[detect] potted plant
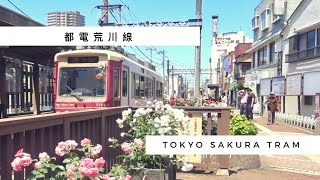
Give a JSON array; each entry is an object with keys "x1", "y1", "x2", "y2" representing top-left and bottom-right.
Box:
[{"x1": 106, "y1": 101, "x2": 192, "y2": 179}]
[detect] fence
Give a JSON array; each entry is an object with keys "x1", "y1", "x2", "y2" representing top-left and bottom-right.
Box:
[
  {"x1": 275, "y1": 112, "x2": 316, "y2": 131},
  {"x1": 0, "y1": 106, "x2": 231, "y2": 180}
]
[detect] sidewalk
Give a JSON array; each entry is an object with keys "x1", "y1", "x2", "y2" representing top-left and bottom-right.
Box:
[
  {"x1": 176, "y1": 113, "x2": 320, "y2": 179},
  {"x1": 253, "y1": 115, "x2": 313, "y2": 135},
  {"x1": 252, "y1": 115, "x2": 320, "y2": 175}
]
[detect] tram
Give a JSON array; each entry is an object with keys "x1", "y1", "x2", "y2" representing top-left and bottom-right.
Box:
[{"x1": 53, "y1": 49, "x2": 163, "y2": 112}]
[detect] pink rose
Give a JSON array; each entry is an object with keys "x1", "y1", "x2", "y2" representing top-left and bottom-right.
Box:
[
  {"x1": 121, "y1": 143, "x2": 133, "y2": 154},
  {"x1": 34, "y1": 161, "x2": 42, "y2": 170},
  {"x1": 92, "y1": 144, "x2": 102, "y2": 155},
  {"x1": 119, "y1": 175, "x2": 132, "y2": 180},
  {"x1": 81, "y1": 158, "x2": 94, "y2": 169},
  {"x1": 102, "y1": 175, "x2": 116, "y2": 180},
  {"x1": 67, "y1": 169, "x2": 74, "y2": 179},
  {"x1": 55, "y1": 147, "x2": 65, "y2": 157},
  {"x1": 57, "y1": 142, "x2": 67, "y2": 150},
  {"x1": 133, "y1": 138, "x2": 144, "y2": 150},
  {"x1": 11, "y1": 157, "x2": 22, "y2": 171},
  {"x1": 19, "y1": 156, "x2": 32, "y2": 167},
  {"x1": 39, "y1": 152, "x2": 50, "y2": 161},
  {"x1": 65, "y1": 140, "x2": 78, "y2": 151},
  {"x1": 79, "y1": 167, "x2": 99, "y2": 177},
  {"x1": 81, "y1": 138, "x2": 91, "y2": 147},
  {"x1": 15, "y1": 149, "x2": 24, "y2": 157},
  {"x1": 94, "y1": 157, "x2": 105, "y2": 168}
]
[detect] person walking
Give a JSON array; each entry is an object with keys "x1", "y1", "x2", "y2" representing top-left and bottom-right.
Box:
[
  {"x1": 246, "y1": 88, "x2": 256, "y2": 120},
  {"x1": 238, "y1": 89, "x2": 248, "y2": 115},
  {"x1": 265, "y1": 92, "x2": 279, "y2": 125}
]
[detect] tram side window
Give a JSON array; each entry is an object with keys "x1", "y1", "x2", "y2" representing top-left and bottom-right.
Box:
[
  {"x1": 156, "y1": 81, "x2": 160, "y2": 98},
  {"x1": 151, "y1": 79, "x2": 154, "y2": 98},
  {"x1": 140, "y1": 76, "x2": 145, "y2": 97},
  {"x1": 122, "y1": 71, "x2": 128, "y2": 97},
  {"x1": 134, "y1": 74, "x2": 140, "y2": 98},
  {"x1": 113, "y1": 69, "x2": 120, "y2": 97},
  {"x1": 148, "y1": 79, "x2": 152, "y2": 98},
  {"x1": 144, "y1": 78, "x2": 148, "y2": 98},
  {"x1": 160, "y1": 83, "x2": 163, "y2": 98}
]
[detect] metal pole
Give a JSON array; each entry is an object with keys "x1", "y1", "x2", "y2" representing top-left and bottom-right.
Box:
[
  {"x1": 194, "y1": 0, "x2": 202, "y2": 98},
  {"x1": 102, "y1": 0, "x2": 108, "y2": 24},
  {"x1": 172, "y1": 66, "x2": 174, "y2": 96},
  {"x1": 167, "y1": 59, "x2": 170, "y2": 95},
  {"x1": 209, "y1": 58, "x2": 212, "y2": 84}
]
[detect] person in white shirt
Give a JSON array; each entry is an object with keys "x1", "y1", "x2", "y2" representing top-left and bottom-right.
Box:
[
  {"x1": 221, "y1": 92, "x2": 228, "y2": 105},
  {"x1": 238, "y1": 89, "x2": 248, "y2": 115}
]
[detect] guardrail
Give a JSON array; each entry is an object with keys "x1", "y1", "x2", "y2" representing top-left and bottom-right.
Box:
[{"x1": 275, "y1": 112, "x2": 316, "y2": 131}]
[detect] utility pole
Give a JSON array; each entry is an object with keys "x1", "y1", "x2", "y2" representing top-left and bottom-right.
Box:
[
  {"x1": 158, "y1": 50, "x2": 167, "y2": 90},
  {"x1": 101, "y1": 0, "x2": 108, "y2": 24},
  {"x1": 167, "y1": 59, "x2": 170, "y2": 95},
  {"x1": 146, "y1": 47, "x2": 156, "y2": 64},
  {"x1": 172, "y1": 66, "x2": 174, "y2": 96},
  {"x1": 194, "y1": 0, "x2": 202, "y2": 98},
  {"x1": 209, "y1": 58, "x2": 212, "y2": 84}
]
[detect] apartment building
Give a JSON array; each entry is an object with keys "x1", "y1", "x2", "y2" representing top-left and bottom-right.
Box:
[
  {"x1": 211, "y1": 31, "x2": 253, "y2": 85},
  {"x1": 281, "y1": 0, "x2": 320, "y2": 117},
  {"x1": 47, "y1": 11, "x2": 85, "y2": 26},
  {"x1": 245, "y1": 0, "x2": 302, "y2": 115}
]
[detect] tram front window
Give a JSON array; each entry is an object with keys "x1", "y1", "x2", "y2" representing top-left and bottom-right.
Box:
[{"x1": 59, "y1": 67, "x2": 106, "y2": 97}]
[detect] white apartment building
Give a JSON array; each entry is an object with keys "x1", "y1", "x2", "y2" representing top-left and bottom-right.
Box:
[
  {"x1": 47, "y1": 11, "x2": 85, "y2": 26},
  {"x1": 245, "y1": 0, "x2": 302, "y2": 115},
  {"x1": 211, "y1": 31, "x2": 252, "y2": 85},
  {"x1": 281, "y1": 0, "x2": 320, "y2": 117}
]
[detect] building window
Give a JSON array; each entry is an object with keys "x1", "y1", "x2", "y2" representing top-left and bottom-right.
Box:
[
  {"x1": 317, "y1": 29, "x2": 320, "y2": 47},
  {"x1": 261, "y1": 10, "x2": 267, "y2": 29},
  {"x1": 307, "y1": 30, "x2": 316, "y2": 49},
  {"x1": 252, "y1": 52, "x2": 256, "y2": 68},
  {"x1": 304, "y1": 96, "x2": 313, "y2": 105},
  {"x1": 263, "y1": 47, "x2": 267, "y2": 65},
  {"x1": 269, "y1": 42, "x2": 275, "y2": 63},
  {"x1": 236, "y1": 40, "x2": 240, "y2": 44}
]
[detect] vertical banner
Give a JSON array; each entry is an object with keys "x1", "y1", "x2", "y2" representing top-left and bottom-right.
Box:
[{"x1": 186, "y1": 113, "x2": 203, "y2": 163}]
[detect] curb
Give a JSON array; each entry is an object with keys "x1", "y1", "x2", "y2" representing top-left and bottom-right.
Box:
[{"x1": 261, "y1": 166, "x2": 320, "y2": 176}]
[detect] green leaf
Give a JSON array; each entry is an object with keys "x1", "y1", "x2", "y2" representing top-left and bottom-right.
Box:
[{"x1": 63, "y1": 159, "x2": 71, "y2": 163}]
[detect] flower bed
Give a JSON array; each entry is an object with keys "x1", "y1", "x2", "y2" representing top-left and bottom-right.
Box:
[
  {"x1": 11, "y1": 139, "x2": 114, "y2": 179},
  {"x1": 108, "y1": 101, "x2": 193, "y2": 179}
]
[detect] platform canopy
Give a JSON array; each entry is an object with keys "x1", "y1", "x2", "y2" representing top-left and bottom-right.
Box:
[{"x1": 0, "y1": 5, "x2": 74, "y2": 65}]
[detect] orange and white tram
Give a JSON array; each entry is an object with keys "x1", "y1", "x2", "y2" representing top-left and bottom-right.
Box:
[{"x1": 53, "y1": 49, "x2": 163, "y2": 112}]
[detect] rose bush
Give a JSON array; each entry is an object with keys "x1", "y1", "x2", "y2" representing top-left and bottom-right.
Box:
[
  {"x1": 11, "y1": 138, "x2": 114, "y2": 180},
  {"x1": 107, "y1": 101, "x2": 192, "y2": 178}
]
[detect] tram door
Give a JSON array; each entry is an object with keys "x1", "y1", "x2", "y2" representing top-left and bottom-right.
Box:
[
  {"x1": 108, "y1": 60, "x2": 122, "y2": 107},
  {"x1": 121, "y1": 67, "x2": 129, "y2": 106}
]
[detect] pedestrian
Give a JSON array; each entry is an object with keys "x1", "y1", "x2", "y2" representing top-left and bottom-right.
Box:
[
  {"x1": 238, "y1": 89, "x2": 248, "y2": 115},
  {"x1": 265, "y1": 92, "x2": 279, "y2": 125},
  {"x1": 246, "y1": 88, "x2": 256, "y2": 120},
  {"x1": 221, "y1": 92, "x2": 228, "y2": 105}
]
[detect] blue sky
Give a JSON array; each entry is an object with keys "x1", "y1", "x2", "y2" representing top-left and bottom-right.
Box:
[{"x1": 1, "y1": 0, "x2": 261, "y2": 83}]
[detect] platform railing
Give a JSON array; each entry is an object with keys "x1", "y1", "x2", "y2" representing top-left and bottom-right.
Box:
[{"x1": 0, "y1": 106, "x2": 231, "y2": 180}]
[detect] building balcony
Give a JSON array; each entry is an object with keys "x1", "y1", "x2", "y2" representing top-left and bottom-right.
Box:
[{"x1": 285, "y1": 47, "x2": 320, "y2": 63}]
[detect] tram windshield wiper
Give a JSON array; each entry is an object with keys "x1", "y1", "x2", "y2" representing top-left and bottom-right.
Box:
[{"x1": 66, "y1": 85, "x2": 83, "y2": 102}]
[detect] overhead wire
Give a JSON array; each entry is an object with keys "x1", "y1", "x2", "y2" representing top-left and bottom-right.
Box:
[{"x1": 7, "y1": 0, "x2": 32, "y2": 19}]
